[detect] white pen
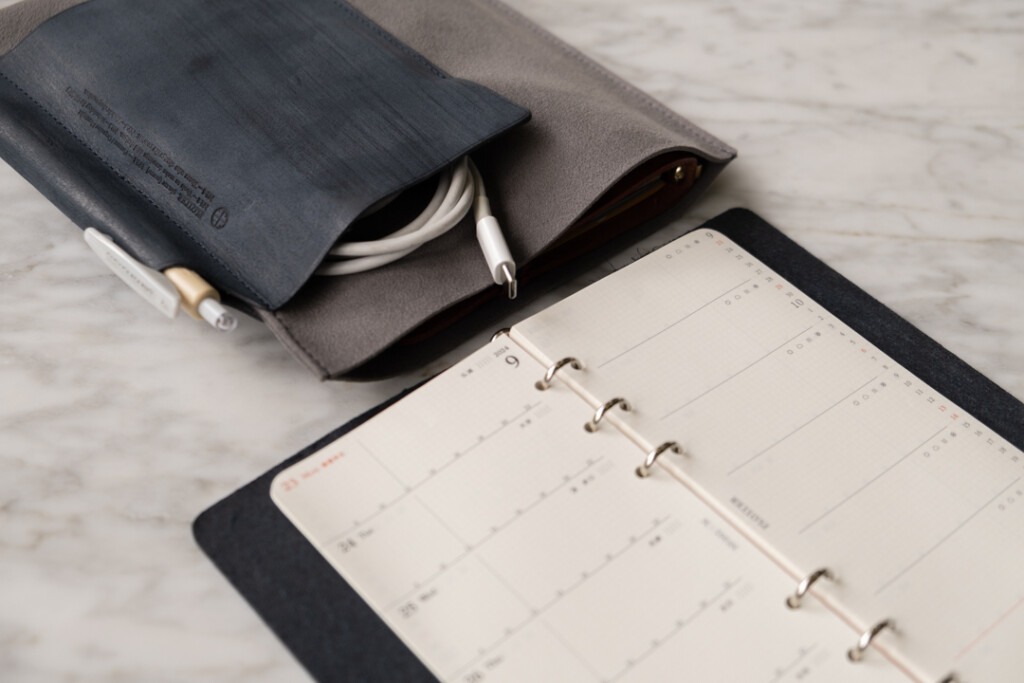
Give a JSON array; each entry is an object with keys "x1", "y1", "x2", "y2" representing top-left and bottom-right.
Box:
[{"x1": 83, "y1": 227, "x2": 237, "y2": 331}]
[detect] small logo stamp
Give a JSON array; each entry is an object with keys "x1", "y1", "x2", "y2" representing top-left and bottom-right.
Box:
[{"x1": 210, "y1": 207, "x2": 230, "y2": 230}]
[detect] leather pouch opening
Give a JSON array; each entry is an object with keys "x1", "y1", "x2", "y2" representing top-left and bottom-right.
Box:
[
  {"x1": 378, "y1": 152, "x2": 705, "y2": 349},
  {"x1": 0, "y1": 0, "x2": 529, "y2": 310}
]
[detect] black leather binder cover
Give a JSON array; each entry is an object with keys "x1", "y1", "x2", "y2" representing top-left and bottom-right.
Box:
[{"x1": 193, "y1": 208, "x2": 1024, "y2": 682}]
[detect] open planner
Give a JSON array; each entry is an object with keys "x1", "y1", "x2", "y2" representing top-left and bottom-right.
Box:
[{"x1": 196, "y1": 209, "x2": 1024, "y2": 683}]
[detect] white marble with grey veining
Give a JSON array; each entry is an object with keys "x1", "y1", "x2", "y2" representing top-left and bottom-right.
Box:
[{"x1": 0, "y1": 0, "x2": 1021, "y2": 680}]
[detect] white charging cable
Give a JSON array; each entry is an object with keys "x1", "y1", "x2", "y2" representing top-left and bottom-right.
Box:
[
  {"x1": 316, "y1": 156, "x2": 518, "y2": 299},
  {"x1": 82, "y1": 157, "x2": 515, "y2": 332}
]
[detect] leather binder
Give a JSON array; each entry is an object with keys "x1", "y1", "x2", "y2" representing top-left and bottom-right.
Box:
[{"x1": 194, "y1": 209, "x2": 1024, "y2": 682}]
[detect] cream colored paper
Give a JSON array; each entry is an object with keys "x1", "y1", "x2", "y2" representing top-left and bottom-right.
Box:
[
  {"x1": 512, "y1": 229, "x2": 1024, "y2": 682},
  {"x1": 273, "y1": 230, "x2": 1022, "y2": 682},
  {"x1": 272, "y1": 363, "x2": 898, "y2": 679}
]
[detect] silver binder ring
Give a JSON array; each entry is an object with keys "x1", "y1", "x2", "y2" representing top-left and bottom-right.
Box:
[
  {"x1": 636, "y1": 441, "x2": 682, "y2": 478},
  {"x1": 785, "y1": 568, "x2": 834, "y2": 609},
  {"x1": 535, "y1": 357, "x2": 583, "y2": 391},
  {"x1": 490, "y1": 328, "x2": 511, "y2": 342},
  {"x1": 584, "y1": 397, "x2": 630, "y2": 432},
  {"x1": 847, "y1": 619, "x2": 894, "y2": 662}
]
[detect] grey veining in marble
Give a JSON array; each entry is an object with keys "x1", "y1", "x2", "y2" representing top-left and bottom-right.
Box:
[{"x1": 0, "y1": 0, "x2": 1021, "y2": 680}]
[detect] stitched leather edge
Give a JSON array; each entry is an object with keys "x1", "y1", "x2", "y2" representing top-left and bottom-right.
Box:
[{"x1": 0, "y1": 68, "x2": 270, "y2": 307}]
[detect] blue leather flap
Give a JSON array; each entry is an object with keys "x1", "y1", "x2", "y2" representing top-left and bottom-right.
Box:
[{"x1": 0, "y1": 0, "x2": 529, "y2": 309}]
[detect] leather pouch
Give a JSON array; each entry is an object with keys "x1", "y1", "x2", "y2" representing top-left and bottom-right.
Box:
[
  {"x1": 0, "y1": 0, "x2": 736, "y2": 379},
  {"x1": 0, "y1": 0, "x2": 529, "y2": 310}
]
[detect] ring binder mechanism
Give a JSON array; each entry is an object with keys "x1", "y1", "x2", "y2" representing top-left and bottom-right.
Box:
[
  {"x1": 490, "y1": 328, "x2": 511, "y2": 342},
  {"x1": 847, "y1": 619, "x2": 895, "y2": 662},
  {"x1": 534, "y1": 357, "x2": 584, "y2": 391},
  {"x1": 584, "y1": 397, "x2": 631, "y2": 432},
  {"x1": 785, "y1": 568, "x2": 835, "y2": 609},
  {"x1": 636, "y1": 441, "x2": 683, "y2": 478}
]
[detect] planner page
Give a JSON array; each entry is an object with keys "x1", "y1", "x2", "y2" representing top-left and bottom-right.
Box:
[
  {"x1": 511, "y1": 229, "x2": 1024, "y2": 683},
  {"x1": 272, "y1": 338, "x2": 906, "y2": 683}
]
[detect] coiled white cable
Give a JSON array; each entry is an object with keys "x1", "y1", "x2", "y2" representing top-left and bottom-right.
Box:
[{"x1": 316, "y1": 156, "x2": 517, "y2": 298}]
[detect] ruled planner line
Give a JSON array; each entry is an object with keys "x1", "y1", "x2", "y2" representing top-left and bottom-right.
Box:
[
  {"x1": 661, "y1": 325, "x2": 815, "y2": 422},
  {"x1": 767, "y1": 644, "x2": 819, "y2": 683},
  {"x1": 324, "y1": 403, "x2": 539, "y2": 546},
  {"x1": 607, "y1": 579, "x2": 741, "y2": 682},
  {"x1": 597, "y1": 279, "x2": 751, "y2": 369},
  {"x1": 956, "y1": 596, "x2": 1024, "y2": 661},
  {"x1": 381, "y1": 455, "x2": 610, "y2": 612},
  {"x1": 798, "y1": 424, "x2": 948, "y2": 534},
  {"x1": 727, "y1": 376, "x2": 879, "y2": 476},
  {"x1": 874, "y1": 477, "x2": 1022, "y2": 596},
  {"x1": 446, "y1": 518, "x2": 671, "y2": 682}
]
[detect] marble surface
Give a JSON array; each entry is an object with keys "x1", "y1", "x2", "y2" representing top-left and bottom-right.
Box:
[{"x1": 1, "y1": 0, "x2": 1021, "y2": 680}]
